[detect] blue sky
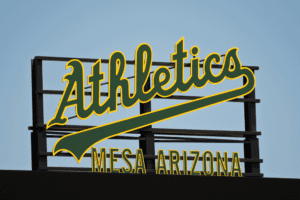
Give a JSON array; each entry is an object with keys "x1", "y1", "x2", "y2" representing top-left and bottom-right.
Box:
[{"x1": 1, "y1": 0, "x2": 300, "y2": 178}]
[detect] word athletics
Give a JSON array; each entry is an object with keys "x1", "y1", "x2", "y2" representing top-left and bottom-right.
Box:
[{"x1": 47, "y1": 37, "x2": 256, "y2": 164}]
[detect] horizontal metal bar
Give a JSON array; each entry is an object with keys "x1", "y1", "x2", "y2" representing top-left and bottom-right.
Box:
[
  {"x1": 43, "y1": 131, "x2": 144, "y2": 140},
  {"x1": 40, "y1": 166, "x2": 263, "y2": 177},
  {"x1": 150, "y1": 94, "x2": 260, "y2": 103},
  {"x1": 46, "y1": 134, "x2": 144, "y2": 140},
  {"x1": 34, "y1": 56, "x2": 259, "y2": 70},
  {"x1": 42, "y1": 131, "x2": 246, "y2": 143},
  {"x1": 43, "y1": 131, "x2": 73, "y2": 135},
  {"x1": 68, "y1": 115, "x2": 77, "y2": 120},
  {"x1": 41, "y1": 152, "x2": 263, "y2": 163},
  {"x1": 154, "y1": 139, "x2": 248, "y2": 143},
  {"x1": 46, "y1": 135, "x2": 246, "y2": 142},
  {"x1": 45, "y1": 135, "x2": 245, "y2": 143},
  {"x1": 46, "y1": 135, "x2": 67, "y2": 138},
  {"x1": 35, "y1": 56, "x2": 108, "y2": 63},
  {"x1": 144, "y1": 136, "x2": 247, "y2": 143},
  {"x1": 150, "y1": 128, "x2": 261, "y2": 137},
  {"x1": 39, "y1": 90, "x2": 260, "y2": 103},
  {"x1": 29, "y1": 126, "x2": 261, "y2": 138}
]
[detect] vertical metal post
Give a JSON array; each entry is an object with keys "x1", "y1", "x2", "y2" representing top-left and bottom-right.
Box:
[
  {"x1": 139, "y1": 77, "x2": 155, "y2": 174},
  {"x1": 31, "y1": 59, "x2": 47, "y2": 171},
  {"x1": 243, "y1": 70, "x2": 261, "y2": 176}
]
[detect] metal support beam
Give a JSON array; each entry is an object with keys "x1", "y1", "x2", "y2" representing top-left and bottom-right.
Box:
[
  {"x1": 243, "y1": 70, "x2": 261, "y2": 176},
  {"x1": 31, "y1": 59, "x2": 47, "y2": 171},
  {"x1": 139, "y1": 77, "x2": 155, "y2": 174}
]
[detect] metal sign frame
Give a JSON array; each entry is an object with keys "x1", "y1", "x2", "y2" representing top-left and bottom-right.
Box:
[{"x1": 29, "y1": 56, "x2": 262, "y2": 177}]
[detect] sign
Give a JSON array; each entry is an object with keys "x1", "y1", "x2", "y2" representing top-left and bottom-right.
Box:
[
  {"x1": 91, "y1": 147, "x2": 243, "y2": 177},
  {"x1": 47, "y1": 37, "x2": 256, "y2": 165}
]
